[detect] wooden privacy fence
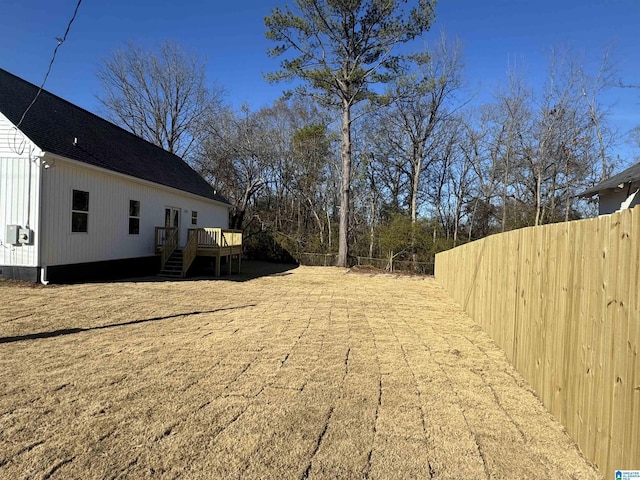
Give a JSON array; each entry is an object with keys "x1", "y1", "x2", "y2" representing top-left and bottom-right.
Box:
[{"x1": 435, "y1": 206, "x2": 640, "y2": 475}]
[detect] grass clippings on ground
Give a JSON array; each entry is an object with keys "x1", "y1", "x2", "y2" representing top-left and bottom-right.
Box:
[{"x1": 0, "y1": 263, "x2": 601, "y2": 479}]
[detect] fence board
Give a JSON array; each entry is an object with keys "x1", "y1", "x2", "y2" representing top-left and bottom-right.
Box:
[
  {"x1": 610, "y1": 208, "x2": 632, "y2": 468},
  {"x1": 435, "y1": 205, "x2": 640, "y2": 476},
  {"x1": 594, "y1": 214, "x2": 613, "y2": 465},
  {"x1": 628, "y1": 211, "x2": 640, "y2": 464},
  {"x1": 567, "y1": 218, "x2": 586, "y2": 442}
]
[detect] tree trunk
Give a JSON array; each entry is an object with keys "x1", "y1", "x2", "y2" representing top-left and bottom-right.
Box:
[
  {"x1": 309, "y1": 204, "x2": 324, "y2": 247},
  {"x1": 501, "y1": 143, "x2": 509, "y2": 232},
  {"x1": 564, "y1": 156, "x2": 571, "y2": 222},
  {"x1": 549, "y1": 167, "x2": 558, "y2": 222},
  {"x1": 587, "y1": 100, "x2": 609, "y2": 179},
  {"x1": 326, "y1": 209, "x2": 332, "y2": 249},
  {"x1": 410, "y1": 160, "x2": 420, "y2": 224},
  {"x1": 337, "y1": 99, "x2": 351, "y2": 267},
  {"x1": 369, "y1": 197, "x2": 375, "y2": 259},
  {"x1": 297, "y1": 198, "x2": 302, "y2": 242},
  {"x1": 534, "y1": 169, "x2": 542, "y2": 226},
  {"x1": 453, "y1": 195, "x2": 462, "y2": 247},
  {"x1": 468, "y1": 197, "x2": 479, "y2": 242}
]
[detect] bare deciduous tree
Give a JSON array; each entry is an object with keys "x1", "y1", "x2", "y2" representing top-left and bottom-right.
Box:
[
  {"x1": 394, "y1": 34, "x2": 465, "y2": 226},
  {"x1": 199, "y1": 106, "x2": 273, "y2": 229},
  {"x1": 97, "y1": 41, "x2": 223, "y2": 160}
]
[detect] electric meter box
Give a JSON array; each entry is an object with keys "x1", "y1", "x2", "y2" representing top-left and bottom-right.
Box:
[
  {"x1": 6, "y1": 225, "x2": 20, "y2": 245},
  {"x1": 19, "y1": 228, "x2": 32, "y2": 244}
]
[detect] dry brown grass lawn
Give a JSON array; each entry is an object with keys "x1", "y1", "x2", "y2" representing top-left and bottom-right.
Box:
[{"x1": 0, "y1": 264, "x2": 601, "y2": 479}]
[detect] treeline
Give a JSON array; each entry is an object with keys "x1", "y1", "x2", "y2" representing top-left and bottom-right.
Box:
[
  {"x1": 198, "y1": 44, "x2": 620, "y2": 265},
  {"x1": 97, "y1": 34, "x2": 625, "y2": 267}
]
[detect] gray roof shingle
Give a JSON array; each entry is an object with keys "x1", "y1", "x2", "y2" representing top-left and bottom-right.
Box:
[
  {"x1": 579, "y1": 162, "x2": 640, "y2": 197},
  {"x1": 0, "y1": 68, "x2": 228, "y2": 205}
]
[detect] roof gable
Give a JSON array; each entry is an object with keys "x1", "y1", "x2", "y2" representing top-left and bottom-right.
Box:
[
  {"x1": 0, "y1": 68, "x2": 228, "y2": 205},
  {"x1": 579, "y1": 161, "x2": 640, "y2": 197}
]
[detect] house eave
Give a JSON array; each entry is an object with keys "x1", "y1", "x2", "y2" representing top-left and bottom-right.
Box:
[
  {"x1": 579, "y1": 180, "x2": 640, "y2": 199},
  {"x1": 42, "y1": 152, "x2": 231, "y2": 209}
]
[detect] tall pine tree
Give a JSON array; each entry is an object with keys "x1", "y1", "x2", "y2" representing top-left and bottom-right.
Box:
[{"x1": 265, "y1": 0, "x2": 436, "y2": 266}]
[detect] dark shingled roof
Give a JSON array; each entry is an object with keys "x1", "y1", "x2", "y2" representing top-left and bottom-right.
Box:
[
  {"x1": 0, "y1": 68, "x2": 229, "y2": 205},
  {"x1": 579, "y1": 161, "x2": 640, "y2": 197}
]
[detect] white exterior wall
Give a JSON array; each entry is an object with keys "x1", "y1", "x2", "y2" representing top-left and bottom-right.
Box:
[
  {"x1": 40, "y1": 155, "x2": 229, "y2": 266},
  {"x1": 599, "y1": 190, "x2": 640, "y2": 215},
  {"x1": 0, "y1": 113, "x2": 42, "y2": 267}
]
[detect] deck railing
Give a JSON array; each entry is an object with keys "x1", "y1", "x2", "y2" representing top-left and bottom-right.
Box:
[
  {"x1": 221, "y1": 229, "x2": 243, "y2": 248},
  {"x1": 155, "y1": 226, "x2": 177, "y2": 250},
  {"x1": 154, "y1": 227, "x2": 243, "y2": 277},
  {"x1": 155, "y1": 227, "x2": 178, "y2": 270},
  {"x1": 182, "y1": 229, "x2": 199, "y2": 276},
  {"x1": 187, "y1": 228, "x2": 243, "y2": 249}
]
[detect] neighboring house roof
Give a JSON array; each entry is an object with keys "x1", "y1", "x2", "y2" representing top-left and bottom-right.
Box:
[
  {"x1": 579, "y1": 161, "x2": 640, "y2": 197},
  {"x1": 0, "y1": 68, "x2": 228, "y2": 205}
]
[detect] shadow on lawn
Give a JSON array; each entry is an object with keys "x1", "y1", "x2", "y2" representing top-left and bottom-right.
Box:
[
  {"x1": 181, "y1": 260, "x2": 299, "y2": 283},
  {"x1": 98, "y1": 260, "x2": 300, "y2": 285},
  {"x1": 0, "y1": 304, "x2": 255, "y2": 344}
]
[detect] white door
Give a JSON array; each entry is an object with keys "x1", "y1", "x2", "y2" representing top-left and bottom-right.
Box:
[{"x1": 165, "y1": 207, "x2": 180, "y2": 244}]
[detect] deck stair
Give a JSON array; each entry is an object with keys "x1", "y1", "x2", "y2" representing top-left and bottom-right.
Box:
[
  {"x1": 158, "y1": 249, "x2": 184, "y2": 278},
  {"x1": 155, "y1": 227, "x2": 242, "y2": 279}
]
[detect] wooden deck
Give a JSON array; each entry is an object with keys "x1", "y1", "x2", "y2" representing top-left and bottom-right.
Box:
[{"x1": 155, "y1": 227, "x2": 243, "y2": 277}]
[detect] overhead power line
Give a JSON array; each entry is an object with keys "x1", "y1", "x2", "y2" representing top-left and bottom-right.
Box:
[{"x1": 14, "y1": 0, "x2": 84, "y2": 130}]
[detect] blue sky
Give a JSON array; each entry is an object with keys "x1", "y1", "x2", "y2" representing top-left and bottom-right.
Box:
[{"x1": 1, "y1": 0, "x2": 639, "y2": 157}]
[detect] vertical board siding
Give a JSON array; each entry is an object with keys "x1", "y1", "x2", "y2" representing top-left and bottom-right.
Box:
[
  {"x1": 41, "y1": 158, "x2": 229, "y2": 266},
  {"x1": 0, "y1": 113, "x2": 33, "y2": 158},
  {"x1": 0, "y1": 113, "x2": 42, "y2": 267},
  {"x1": 0, "y1": 156, "x2": 40, "y2": 266},
  {"x1": 435, "y1": 206, "x2": 640, "y2": 476}
]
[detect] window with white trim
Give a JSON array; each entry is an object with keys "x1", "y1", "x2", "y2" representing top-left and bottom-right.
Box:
[
  {"x1": 129, "y1": 200, "x2": 140, "y2": 234},
  {"x1": 191, "y1": 211, "x2": 198, "y2": 225},
  {"x1": 72, "y1": 190, "x2": 89, "y2": 233}
]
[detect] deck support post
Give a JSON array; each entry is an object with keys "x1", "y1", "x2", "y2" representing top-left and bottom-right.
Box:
[{"x1": 157, "y1": 227, "x2": 242, "y2": 278}]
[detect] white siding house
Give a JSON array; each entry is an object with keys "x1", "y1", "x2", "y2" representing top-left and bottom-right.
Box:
[
  {"x1": 0, "y1": 69, "x2": 232, "y2": 283},
  {"x1": 594, "y1": 188, "x2": 640, "y2": 215},
  {"x1": 579, "y1": 162, "x2": 640, "y2": 216},
  {"x1": 0, "y1": 113, "x2": 43, "y2": 276}
]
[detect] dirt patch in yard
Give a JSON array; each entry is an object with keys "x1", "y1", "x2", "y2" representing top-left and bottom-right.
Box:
[{"x1": 0, "y1": 264, "x2": 600, "y2": 479}]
